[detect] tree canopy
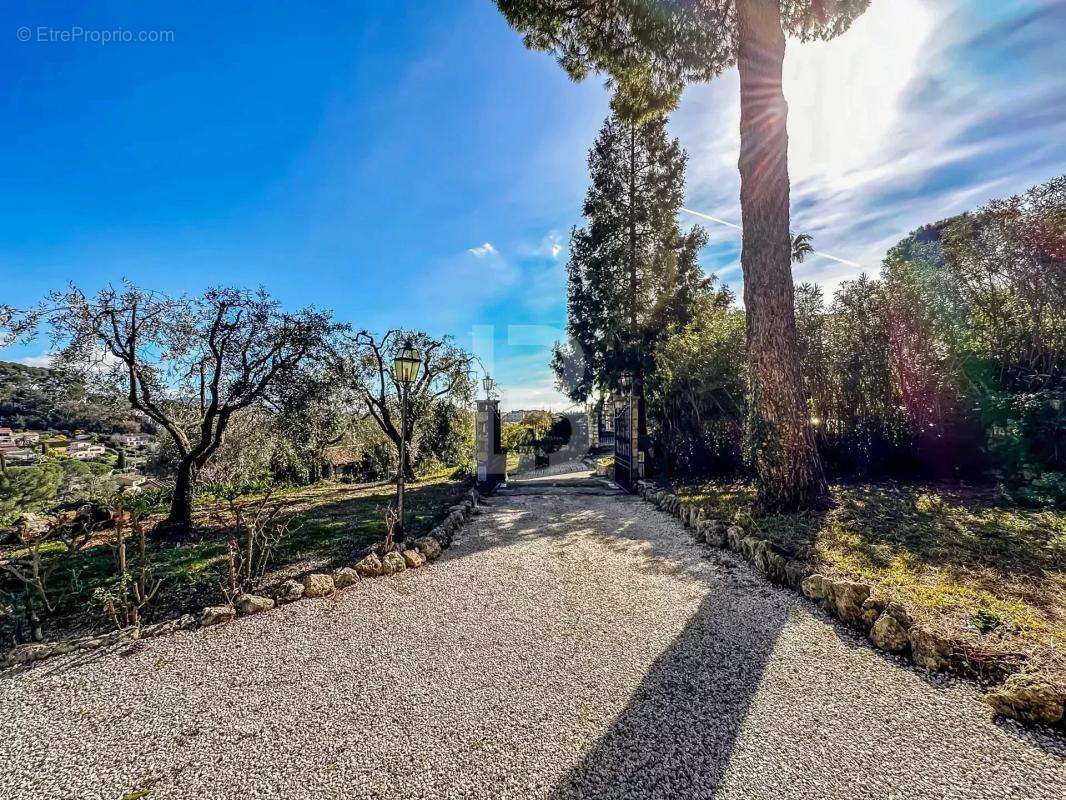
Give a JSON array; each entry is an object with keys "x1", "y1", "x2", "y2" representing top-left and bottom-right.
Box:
[
  {"x1": 329, "y1": 329, "x2": 475, "y2": 479},
  {"x1": 496, "y1": 0, "x2": 870, "y2": 120}
]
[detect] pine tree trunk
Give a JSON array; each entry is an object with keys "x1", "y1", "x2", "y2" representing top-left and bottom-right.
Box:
[{"x1": 736, "y1": 0, "x2": 829, "y2": 512}]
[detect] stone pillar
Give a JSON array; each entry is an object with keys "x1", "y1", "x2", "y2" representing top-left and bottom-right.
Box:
[{"x1": 476, "y1": 399, "x2": 506, "y2": 488}]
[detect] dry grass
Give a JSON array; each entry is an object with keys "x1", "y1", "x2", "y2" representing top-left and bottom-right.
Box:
[{"x1": 677, "y1": 479, "x2": 1066, "y2": 672}]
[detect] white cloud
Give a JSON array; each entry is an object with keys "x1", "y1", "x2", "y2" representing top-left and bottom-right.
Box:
[
  {"x1": 498, "y1": 377, "x2": 573, "y2": 412},
  {"x1": 674, "y1": 0, "x2": 1066, "y2": 299},
  {"x1": 5, "y1": 348, "x2": 126, "y2": 376},
  {"x1": 468, "y1": 242, "x2": 497, "y2": 257},
  {"x1": 517, "y1": 231, "x2": 567, "y2": 261},
  {"x1": 541, "y1": 233, "x2": 564, "y2": 260}
]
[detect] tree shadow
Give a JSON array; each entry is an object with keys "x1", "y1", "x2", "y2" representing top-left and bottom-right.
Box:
[
  {"x1": 546, "y1": 591, "x2": 785, "y2": 798},
  {"x1": 834, "y1": 483, "x2": 1053, "y2": 575},
  {"x1": 695, "y1": 479, "x2": 1062, "y2": 619},
  {"x1": 424, "y1": 481, "x2": 789, "y2": 796},
  {"x1": 1, "y1": 634, "x2": 148, "y2": 681}
]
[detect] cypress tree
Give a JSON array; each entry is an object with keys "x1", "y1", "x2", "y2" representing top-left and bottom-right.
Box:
[{"x1": 553, "y1": 109, "x2": 709, "y2": 403}]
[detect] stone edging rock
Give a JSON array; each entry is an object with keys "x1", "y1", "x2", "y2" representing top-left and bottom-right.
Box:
[
  {"x1": 4, "y1": 487, "x2": 481, "y2": 669},
  {"x1": 633, "y1": 480, "x2": 1064, "y2": 729},
  {"x1": 3, "y1": 614, "x2": 199, "y2": 667}
]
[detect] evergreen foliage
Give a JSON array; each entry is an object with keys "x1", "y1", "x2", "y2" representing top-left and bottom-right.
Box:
[{"x1": 551, "y1": 110, "x2": 710, "y2": 402}]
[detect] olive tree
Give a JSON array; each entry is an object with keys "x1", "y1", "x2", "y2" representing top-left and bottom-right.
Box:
[
  {"x1": 38, "y1": 284, "x2": 337, "y2": 533},
  {"x1": 330, "y1": 330, "x2": 475, "y2": 480}
]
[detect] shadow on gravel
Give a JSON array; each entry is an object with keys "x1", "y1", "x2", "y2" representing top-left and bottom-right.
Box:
[
  {"x1": 443, "y1": 480, "x2": 787, "y2": 795},
  {"x1": 548, "y1": 592, "x2": 785, "y2": 799},
  {"x1": 1, "y1": 637, "x2": 141, "y2": 680},
  {"x1": 475, "y1": 479, "x2": 1066, "y2": 778}
]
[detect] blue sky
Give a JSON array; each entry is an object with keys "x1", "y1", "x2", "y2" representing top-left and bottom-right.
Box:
[{"x1": 2, "y1": 0, "x2": 1064, "y2": 409}]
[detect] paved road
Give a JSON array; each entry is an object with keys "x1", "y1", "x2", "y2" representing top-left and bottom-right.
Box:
[{"x1": 3, "y1": 467, "x2": 1063, "y2": 799}]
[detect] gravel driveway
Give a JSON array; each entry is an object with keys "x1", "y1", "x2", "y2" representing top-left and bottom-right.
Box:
[{"x1": 3, "y1": 467, "x2": 1063, "y2": 799}]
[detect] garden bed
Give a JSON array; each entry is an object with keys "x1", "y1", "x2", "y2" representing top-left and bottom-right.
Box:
[
  {"x1": 0, "y1": 469, "x2": 471, "y2": 648},
  {"x1": 673, "y1": 479, "x2": 1065, "y2": 682}
]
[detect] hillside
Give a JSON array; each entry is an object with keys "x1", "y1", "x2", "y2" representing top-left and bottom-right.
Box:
[{"x1": 0, "y1": 360, "x2": 139, "y2": 433}]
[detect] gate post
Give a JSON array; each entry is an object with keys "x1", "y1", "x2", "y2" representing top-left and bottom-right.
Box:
[
  {"x1": 634, "y1": 388, "x2": 646, "y2": 480},
  {"x1": 587, "y1": 403, "x2": 598, "y2": 451},
  {"x1": 476, "y1": 399, "x2": 506, "y2": 490}
]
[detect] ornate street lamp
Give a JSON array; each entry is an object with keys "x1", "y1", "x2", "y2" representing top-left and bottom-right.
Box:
[
  {"x1": 393, "y1": 338, "x2": 421, "y2": 543},
  {"x1": 619, "y1": 371, "x2": 633, "y2": 393},
  {"x1": 483, "y1": 375, "x2": 495, "y2": 396},
  {"x1": 395, "y1": 339, "x2": 421, "y2": 385}
]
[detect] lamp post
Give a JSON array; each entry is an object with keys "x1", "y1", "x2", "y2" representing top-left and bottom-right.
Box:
[
  {"x1": 482, "y1": 374, "x2": 496, "y2": 474},
  {"x1": 393, "y1": 338, "x2": 422, "y2": 543}
]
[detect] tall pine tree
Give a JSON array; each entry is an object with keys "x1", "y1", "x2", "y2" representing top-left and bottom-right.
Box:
[
  {"x1": 552, "y1": 110, "x2": 709, "y2": 402},
  {"x1": 497, "y1": 0, "x2": 870, "y2": 512}
]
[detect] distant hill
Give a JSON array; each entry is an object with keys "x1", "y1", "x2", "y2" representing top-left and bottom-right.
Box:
[
  {"x1": 0, "y1": 361, "x2": 142, "y2": 433},
  {"x1": 502, "y1": 409, "x2": 548, "y2": 424}
]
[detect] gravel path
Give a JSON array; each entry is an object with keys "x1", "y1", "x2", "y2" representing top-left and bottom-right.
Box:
[{"x1": 3, "y1": 466, "x2": 1063, "y2": 799}]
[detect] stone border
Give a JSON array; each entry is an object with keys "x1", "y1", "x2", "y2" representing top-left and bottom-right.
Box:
[
  {"x1": 2, "y1": 614, "x2": 199, "y2": 666},
  {"x1": 633, "y1": 480, "x2": 1065, "y2": 729},
  {"x1": 4, "y1": 487, "x2": 481, "y2": 669}
]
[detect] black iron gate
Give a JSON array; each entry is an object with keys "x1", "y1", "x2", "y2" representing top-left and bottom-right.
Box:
[
  {"x1": 614, "y1": 400, "x2": 632, "y2": 492},
  {"x1": 596, "y1": 405, "x2": 614, "y2": 450}
]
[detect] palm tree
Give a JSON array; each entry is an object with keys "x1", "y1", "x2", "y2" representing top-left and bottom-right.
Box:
[{"x1": 792, "y1": 232, "x2": 815, "y2": 264}]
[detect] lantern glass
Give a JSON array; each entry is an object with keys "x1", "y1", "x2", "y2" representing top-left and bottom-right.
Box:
[
  {"x1": 619, "y1": 372, "x2": 633, "y2": 392},
  {"x1": 483, "y1": 376, "x2": 495, "y2": 394},
  {"x1": 394, "y1": 339, "x2": 421, "y2": 385}
]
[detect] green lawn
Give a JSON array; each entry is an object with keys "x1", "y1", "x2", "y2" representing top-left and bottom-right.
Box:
[
  {"x1": 677, "y1": 480, "x2": 1066, "y2": 671},
  {"x1": 1, "y1": 469, "x2": 470, "y2": 644}
]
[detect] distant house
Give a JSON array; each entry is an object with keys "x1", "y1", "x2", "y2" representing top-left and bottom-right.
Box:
[
  {"x1": 0, "y1": 446, "x2": 36, "y2": 465},
  {"x1": 115, "y1": 474, "x2": 148, "y2": 491},
  {"x1": 15, "y1": 431, "x2": 42, "y2": 445},
  {"x1": 65, "y1": 441, "x2": 106, "y2": 460},
  {"x1": 115, "y1": 474, "x2": 167, "y2": 492},
  {"x1": 110, "y1": 432, "x2": 153, "y2": 448}
]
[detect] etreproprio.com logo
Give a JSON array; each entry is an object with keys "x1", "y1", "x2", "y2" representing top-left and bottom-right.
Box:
[{"x1": 17, "y1": 26, "x2": 175, "y2": 44}]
